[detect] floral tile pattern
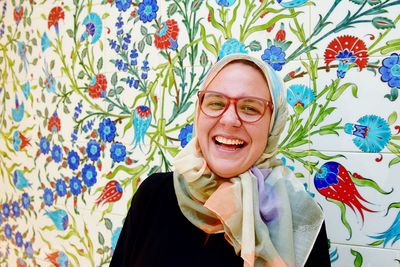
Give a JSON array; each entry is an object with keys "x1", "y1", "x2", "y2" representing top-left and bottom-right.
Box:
[{"x1": 1, "y1": 0, "x2": 400, "y2": 266}]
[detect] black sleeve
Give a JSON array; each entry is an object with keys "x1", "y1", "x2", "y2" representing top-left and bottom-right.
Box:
[
  {"x1": 304, "y1": 222, "x2": 331, "y2": 267},
  {"x1": 109, "y1": 173, "x2": 162, "y2": 267}
]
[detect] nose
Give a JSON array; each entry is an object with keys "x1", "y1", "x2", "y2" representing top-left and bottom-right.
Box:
[{"x1": 219, "y1": 103, "x2": 242, "y2": 127}]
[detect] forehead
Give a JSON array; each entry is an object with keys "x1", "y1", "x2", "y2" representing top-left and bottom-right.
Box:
[{"x1": 205, "y1": 62, "x2": 271, "y2": 100}]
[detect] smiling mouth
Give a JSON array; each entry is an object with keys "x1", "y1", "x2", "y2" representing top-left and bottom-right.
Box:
[{"x1": 214, "y1": 136, "x2": 245, "y2": 150}]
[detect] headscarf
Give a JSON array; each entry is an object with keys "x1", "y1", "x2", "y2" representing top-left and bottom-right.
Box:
[{"x1": 172, "y1": 53, "x2": 323, "y2": 267}]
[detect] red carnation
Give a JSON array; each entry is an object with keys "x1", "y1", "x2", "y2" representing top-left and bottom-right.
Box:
[
  {"x1": 88, "y1": 74, "x2": 107, "y2": 99},
  {"x1": 154, "y1": 19, "x2": 179, "y2": 50}
]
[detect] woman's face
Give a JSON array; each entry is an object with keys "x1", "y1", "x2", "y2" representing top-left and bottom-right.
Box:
[{"x1": 197, "y1": 62, "x2": 272, "y2": 178}]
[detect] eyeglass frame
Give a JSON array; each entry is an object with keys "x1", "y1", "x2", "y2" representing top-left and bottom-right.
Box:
[{"x1": 197, "y1": 90, "x2": 274, "y2": 123}]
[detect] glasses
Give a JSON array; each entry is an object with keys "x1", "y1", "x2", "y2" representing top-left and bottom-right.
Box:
[{"x1": 197, "y1": 91, "x2": 273, "y2": 123}]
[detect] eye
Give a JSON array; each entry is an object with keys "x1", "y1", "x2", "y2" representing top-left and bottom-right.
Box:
[
  {"x1": 205, "y1": 100, "x2": 226, "y2": 110},
  {"x1": 240, "y1": 105, "x2": 262, "y2": 115}
]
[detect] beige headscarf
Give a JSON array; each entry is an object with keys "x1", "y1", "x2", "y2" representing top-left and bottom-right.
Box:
[{"x1": 172, "y1": 54, "x2": 323, "y2": 267}]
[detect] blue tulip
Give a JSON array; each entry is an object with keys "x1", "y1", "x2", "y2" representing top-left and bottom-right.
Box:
[
  {"x1": 12, "y1": 95, "x2": 24, "y2": 122},
  {"x1": 13, "y1": 170, "x2": 31, "y2": 190},
  {"x1": 133, "y1": 106, "x2": 152, "y2": 148},
  {"x1": 45, "y1": 209, "x2": 69, "y2": 231}
]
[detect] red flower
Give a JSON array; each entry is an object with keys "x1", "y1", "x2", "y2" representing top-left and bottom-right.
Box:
[
  {"x1": 88, "y1": 74, "x2": 107, "y2": 99},
  {"x1": 324, "y1": 35, "x2": 368, "y2": 70},
  {"x1": 275, "y1": 23, "x2": 286, "y2": 42},
  {"x1": 154, "y1": 19, "x2": 179, "y2": 50},
  {"x1": 14, "y1": 6, "x2": 24, "y2": 24},
  {"x1": 48, "y1": 6, "x2": 64, "y2": 35},
  {"x1": 48, "y1": 112, "x2": 61, "y2": 132}
]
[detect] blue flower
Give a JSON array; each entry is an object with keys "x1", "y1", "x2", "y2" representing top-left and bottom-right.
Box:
[
  {"x1": 109, "y1": 39, "x2": 120, "y2": 52},
  {"x1": 43, "y1": 188, "x2": 54, "y2": 206},
  {"x1": 41, "y1": 32, "x2": 50, "y2": 52},
  {"x1": 115, "y1": 0, "x2": 132, "y2": 12},
  {"x1": 51, "y1": 145, "x2": 63, "y2": 163},
  {"x1": 82, "y1": 164, "x2": 97, "y2": 187},
  {"x1": 25, "y1": 242, "x2": 33, "y2": 258},
  {"x1": 21, "y1": 193, "x2": 30, "y2": 210},
  {"x1": 116, "y1": 16, "x2": 124, "y2": 29},
  {"x1": 45, "y1": 209, "x2": 69, "y2": 231},
  {"x1": 344, "y1": 115, "x2": 391, "y2": 153},
  {"x1": 286, "y1": 84, "x2": 315, "y2": 113},
  {"x1": 81, "y1": 13, "x2": 103, "y2": 44},
  {"x1": 178, "y1": 124, "x2": 193, "y2": 148},
  {"x1": 110, "y1": 142, "x2": 126, "y2": 163},
  {"x1": 86, "y1": 139, "x2": 101, "y2": 161},
  {"x1": 0, "y1": 212, "x2": 2, "y2": 225},
  {"x1": 2, "y1": 203, "x2": 10, "y2": 218},
  {"x1": 55, "y1": 179, "x2": 67, "y2": 197},
  {"x1": 379, "y1": 53, "x2": 400, "y2": 88},
  {"x1": 314, "y1": 161, "x2": 339, "y2": 190},
  {"x1": 98, "y1": 118, "x2": 116, "y2": 142},
  {"x1": 69, "y1": 176, "x2": 82, "y2": 196},
  {"x1": 127, "y1": 77, "x2": 139, "y2": 89},
  {"x1": 277, "y1": 0, "x2": 308, "y2": 8},
  {"x1": 67, "y1": 150, "x2": 80, "y2": 170},
  {"x1": 335, "y1": 49, "x2": 357, "y2": 78},
  {"x1": 261, "y1": 45, "x2": 286, "y2": 71},
  {"x1": 15, "y1": 231, "x2": 23, "y2": 247},
  {"x1": 218, "y1": 38, "x2": 247, "y2": 59},
  {"x1": 22, "y1": 82, "x2": 30, "y2": 100},
  {"x1": 4, "y1": 223, "x2": 12, "y2": 239},
  {"x1": 39, "y1": 137, "x2": 50, "y2": 154},
  {"x1": 138, "y1": 0, "x2": 159, "y2": 23},
  {"x1": 130, "y1": 49, "x2": 138, "y2": 59},
  {"x1": 12, "y1": 201, "x2": 20, "y2": 217},
  {"x1": 216, "y1": 0, "x2": 236, "y2": 7},
  {"x1": 111, "y1": 227, "x2": 122, "y2": 252}
]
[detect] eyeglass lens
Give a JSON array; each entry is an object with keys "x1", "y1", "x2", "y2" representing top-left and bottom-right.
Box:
[{"x1": 200, "y1": 92, "x2": 266, "y2": 122}]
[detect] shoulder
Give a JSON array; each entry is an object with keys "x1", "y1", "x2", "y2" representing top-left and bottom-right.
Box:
[{"x1": 133, "y1": 172, "x2": 174, "y2": 205}]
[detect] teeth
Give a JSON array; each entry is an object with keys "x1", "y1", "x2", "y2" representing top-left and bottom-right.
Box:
[{"x1": 215, "y1": 136, "x2": 244, "y2": 145}]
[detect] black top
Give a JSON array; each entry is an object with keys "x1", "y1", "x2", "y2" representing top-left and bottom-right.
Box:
[{"x1": 110, "y1": 172, "x2": 331, "y2": 267}]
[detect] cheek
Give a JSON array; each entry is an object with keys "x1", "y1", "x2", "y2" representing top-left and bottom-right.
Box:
[{"x1": 196, "y1": 114, "x2": 213, "y2": 152}]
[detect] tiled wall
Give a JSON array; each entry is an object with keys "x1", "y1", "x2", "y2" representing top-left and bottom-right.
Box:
[{"x1": 0, "y1": 0, "x2": 400, "y2": 266}]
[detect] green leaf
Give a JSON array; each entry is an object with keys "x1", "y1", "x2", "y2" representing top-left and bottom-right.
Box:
[
  {"x1": 200, "y1": 51, "x2": 208, "y2": 67},
  {"x1": 351, "y1": 249, "x2": 363, "y2": 267},
  {"x1": 66, "y1": 29, "x2": 74, "y2": 38},
  {"x1": 351, "y1": 174, "x2": 392, "y2": 194},
  {"x1": 138, "y1": 40, "x2": 145, "y2": 53},
  {"x1": 388, "y1": 111, "x2": 397, "y2": 125},
  {"x1": 116, "y1": 86, "x2": 124, "y2": 94},
  {"x1": 98, "y1": 232, "x2": 105, "y2": 245},
  {"x1": 314, "y1": 107, "x2": 336, "y2": 126},
  {"x1": 331, "y1": 83, "x2": 358, "y2": 101},
  {"x1": 140, "y1": 25, "x2": 148, "y2": 35},
  {"x1": 389, "y1": 156, "x2": 400, "y2": 167},
  {"x1": 372, "y1": 17, "x2": 395, "y2": 30},
  {"x1": 111, "y1": 72, "x2": 118, "y2": 86},
  {"x1": 368, "y1": 239, "x2": 384, "y2": 246},
  {"x1": 191, "y1": 0, "x2": 203, "y2": 12},
  {"x1": 107, "y1": 104, "x2": 114, "y2": 112},
  {"x1": 104, "y1": 218, "x2": 113, "y2": 230},
  {"x1": 295, "y1": 172, "x2": 305, "y2": 178},
  {"x1": 385, "y1": 201, "x2": 400, "y2": 215},
  {"x1": 167, "y1": 3, "x2": 178, "y2": 17},
  {"x1": 248, "y1": 40, "x2": 262, "y2": 52},
  {"x1": 77, "y1": 71, "x2": 85, "y2": 79},
  {"x1": 97, "y1": 57, "x2": 103, "y2": 71},
  {"x1": 145, "y1": 35, "x2": 152, "y2": 46},
  {"x1": 102, "y1": 13, "x2": 110, "y2": 19}
]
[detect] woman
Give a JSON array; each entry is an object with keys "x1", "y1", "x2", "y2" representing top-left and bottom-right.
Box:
[{"x1": 110, "y1": 53, "x2": 330, "y2": 267}]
